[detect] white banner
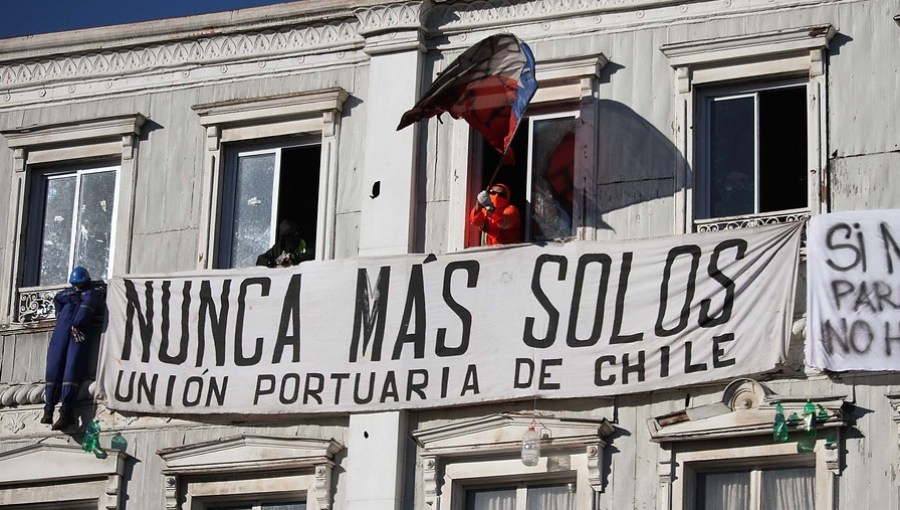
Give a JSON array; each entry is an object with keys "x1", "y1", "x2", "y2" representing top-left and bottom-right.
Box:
[
  {"x1": 99, "y1": 222, "x2": 803, "y2": 415},
  {"x1": 808, "y1": 210, "x2": 900, "y2": 371}
]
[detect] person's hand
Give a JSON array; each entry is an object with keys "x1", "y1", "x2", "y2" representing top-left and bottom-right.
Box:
[
  {"x1": 476, "y1": 190, "x2": 494, "y2": 211},
  {"x1": 71, "y1": 326, "x2": 85, "y2": 343}
]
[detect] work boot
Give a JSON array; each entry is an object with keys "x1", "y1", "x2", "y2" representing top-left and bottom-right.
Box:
[
  {"x1": 51, "y1": 413, "x2": 74, "y2": 431},
  {"x1": 40, "y1": 410, "x2": 53, "y2": 425}
]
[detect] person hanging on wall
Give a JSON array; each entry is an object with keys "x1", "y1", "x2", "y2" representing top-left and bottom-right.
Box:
[
  {"x1": 42, "y1": 266, "x2": 105, "y2": 430},
  {"x1": 256, "y1": 219, "x2": 311, "y2": 268},
  {"x1": 469, "y1": 183, "x2": 522, "y2": 245}
]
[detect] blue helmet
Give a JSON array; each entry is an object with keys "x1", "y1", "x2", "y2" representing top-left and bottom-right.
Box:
[{"x1": 68, "y1": 266, "x2": 91, "y2": 285}]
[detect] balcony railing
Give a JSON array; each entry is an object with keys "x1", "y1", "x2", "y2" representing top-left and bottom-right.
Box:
[
  {"x1": 694, "y1": 208, "x2": 810, "y2": 247},
  {"x1": 17, "y1": 284, "x2": 66, "y2": 323}
]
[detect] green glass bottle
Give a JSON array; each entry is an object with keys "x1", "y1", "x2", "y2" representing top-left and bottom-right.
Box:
[
  {"x1": 82, "y1": 420, "x2": 100, "y2": 454},
  {"x1": 773, "y1": 403, "x2": 788, "y2": 443},
  {"x1": 111, "y1": 432, "x2": 128, "y2": 452},
  {"x1": 797, "y1": 401, "x2": 817, "y2": 452},
  {"x1": 803, "y1": 401, "x2": 816, "y2": 436}
]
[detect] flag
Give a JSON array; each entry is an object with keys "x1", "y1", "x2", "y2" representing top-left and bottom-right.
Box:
[{"x1": 397, "y1": 33, "x2": 538, "y2": 156}]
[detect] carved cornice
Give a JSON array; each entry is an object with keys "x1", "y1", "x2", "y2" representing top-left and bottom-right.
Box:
[
  {"x1": 355, "y1": 2, "x2": 426, "y2": 36},
  {"x1": 0, "y1": 21, "x2": 361, "y2": 92},
  {"x1": 355, "y1": 2, "x2": 428, "y2": 54}
]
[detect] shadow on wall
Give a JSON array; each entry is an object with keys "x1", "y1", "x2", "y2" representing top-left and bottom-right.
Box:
[{"x1": 592, "y1": 97, "x2": 690, "y2": 235}]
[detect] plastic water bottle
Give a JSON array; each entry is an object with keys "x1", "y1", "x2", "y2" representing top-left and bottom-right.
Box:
[
  {"x1": 773, "y1": 403, "x2": 788, "y2": 443},
  {"x1": 521, "y1": 426, "x2": 540, "y2": 467}
]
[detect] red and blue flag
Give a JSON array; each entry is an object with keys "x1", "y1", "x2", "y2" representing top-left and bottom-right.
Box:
[{"x1": 397, "y1": 33, "x2": 538, "y2": 157}]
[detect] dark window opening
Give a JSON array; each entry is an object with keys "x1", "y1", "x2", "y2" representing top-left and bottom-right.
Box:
[
  {"x1": 468, "y1": 114, "x2": 576, "y2": 247},
  {"x1": 703, "y1": 85, "x2": 807, "y2": 220},
  {"x1": 219, "y1": 142, "x2": 321, "y2": 269}
]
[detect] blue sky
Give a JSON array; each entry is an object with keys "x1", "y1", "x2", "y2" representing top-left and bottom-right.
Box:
[{"x1": 0, "y1": 0, "x2": 300, "y2": 39}]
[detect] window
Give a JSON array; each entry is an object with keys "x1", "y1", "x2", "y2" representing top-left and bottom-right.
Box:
[
  {"x1": 447, "y1": 54, "x2": 607, "y2": 251},
  {"x1": 1, "y1": 114, "x2": 145, "y2": 324},
  {"x1": 0, "y1": 440, "x2": 130, "y2": 509},
  {"x1": 649, "y1": 380, "x2": 846, "y2": 510},
  {"x1": 469, "y1": 111, "x2": 577, "y2": 246},
  {"x1": 193, "y1": 88, "x2": 348, "y2": 268},
  {"x1": 661, "y1": 24, "x2": 835, "y2": 232},
  {"x1": 465, "y1": 482, "x2": 576, "y2": 510},
  {"x1": 159, "y1": 435, "x2": 341, "y2": 510},
  {"x1": 209, "y1": 503, "x2": 305, "y2": 510},
  {"x1": 697, "y1": 82, "x2": 808, "y2": 220},
  {"x1": 694, "y1": 465, "x2": 814, "y2": 510},
  {"x1": 413, "y1": 413, "x2": 613, "y2": 510},
  {"x1": 24, "y1": 163, "x2": 119, "y2": 286},
  {"x1": 218, "y1": 141, "x2": 320, "y2": 269}
]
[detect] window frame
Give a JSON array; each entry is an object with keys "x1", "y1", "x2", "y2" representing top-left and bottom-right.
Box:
[
  {"x1": 661, "y1": 24, "x2": 835, "y2": 234},
  {"x1": 454, "y1": 472, "x2": 577, "y2": 510},
  {"x1": 447, "y1": 54, "x2": 607, "y2": 251},
  {"x1": 412, "y1": 413, "x2": 613, "y2": 510},
  {"x1": 23, "y1": 162, "x2": 122, "y2": 287},
  {"x1": 158, "y1": 435, "x2": 342, "y2": 510},
  {"x1": 0, "y1": 440, "x2": 131, "y2": 509},
  {"x1": 649, "y1": 379, "x2": 846, "y2": 510},
  {"x1": 193, "y1": 88, "x2": 348, "y2": 268},
  {"x1": 217, "y1": 137, "x2": 321, "y2": 269},
  {"x1": 695, "y1": 78, "x2": 809, "y2": 221},
  {"x1": 0, "y1": 114, "x2": 145, "y2": 326},
  {"x1": 523, "y1": 110, "x2": 580, "y2": 242}
]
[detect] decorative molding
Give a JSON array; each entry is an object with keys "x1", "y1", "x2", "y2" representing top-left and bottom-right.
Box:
[
  {"x1": 2, "y1": 114, "x2": 147, "y2": 152},
  {"x1": 0, "y1": 380, "x2": 96, "y2": 410},
  {"x1": 193, "y1": 88, "x2": 349, "y2": 129},
  {"x1": 0, "y1": 21, "x2": 360, "y2": 91},
  {"x1": 657, "y1": 444, "x2": 673, "y2": 510},
  {"x1": 159, "y1": 435, "x2": 343, "y2": 510},
  {"x1": 695, "y1": 210, "x2": 810, "y2": 246},
  {"x1": 654, "y1": 379, "x2": 846, "y2": 510},
  {"x1": 661, "y1": 24, "x2": 836, "y2": 92},
  {"x1": 426, "y1": 0, "x2": 651, "y2": 31},
  {"x1": 413, "y1": 413, "x2": 614, "y2": 508},
  {"x1": 355, "y1": 2, "x2": 424, "y2": 36},
  {"x1": 16, "y1": 285, "x2": 62, "y2": 323},
  {"x1": 194, "y1": 87, "x2": 348, "y2": 268},
  {"x1": 648, "y1": 379, "x2": 847, "y2": 442},
  {"x1": 314, "y1": 464, "x2": 334, "y2": 510},
  {"x1": 164, "y1": 476, "x2": 178, "y2": 510},
  {"x1": 355, "y1": 2, "x2": 427, "y2": 55},
  {"x1": 888, "y1": 393, "x2": 900, "y2": 444},
  {"x1": 0, "y1": 440, "x2": 130, "y2": 509}
]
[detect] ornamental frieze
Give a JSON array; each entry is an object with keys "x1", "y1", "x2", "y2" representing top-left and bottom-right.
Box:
[{"x1": 0, "y1": 21, "x2": 361, "y2": 90}]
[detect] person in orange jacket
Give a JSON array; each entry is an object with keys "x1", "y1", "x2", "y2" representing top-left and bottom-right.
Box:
[{"x1": 469, "y1": 183, "x2": 521, "y2": 245}]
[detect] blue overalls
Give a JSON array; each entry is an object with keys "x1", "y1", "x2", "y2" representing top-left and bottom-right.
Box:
[{"x1": 44, "y1": 284, "x2": 102, "y2": 416}]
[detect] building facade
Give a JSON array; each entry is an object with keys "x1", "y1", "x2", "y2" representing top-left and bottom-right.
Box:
[{"x1": 0, "y1": 0, "x2": 899, "y2": 509}]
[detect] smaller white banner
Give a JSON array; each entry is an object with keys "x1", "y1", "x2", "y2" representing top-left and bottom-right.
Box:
[{"x1": 808, "y1": 209, "x2": 900, "y2": 371}]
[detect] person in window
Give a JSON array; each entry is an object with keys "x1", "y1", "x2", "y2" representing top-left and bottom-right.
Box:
[
  {"x1": 41, "y1": 266, "x2": 104, "y2": 430},
  {"x1": 469, "y1": 183, "x2": 521, "y2": 245},
  {"x1": 256, "y1": 219, "x2": 310, "y2": 268}
]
